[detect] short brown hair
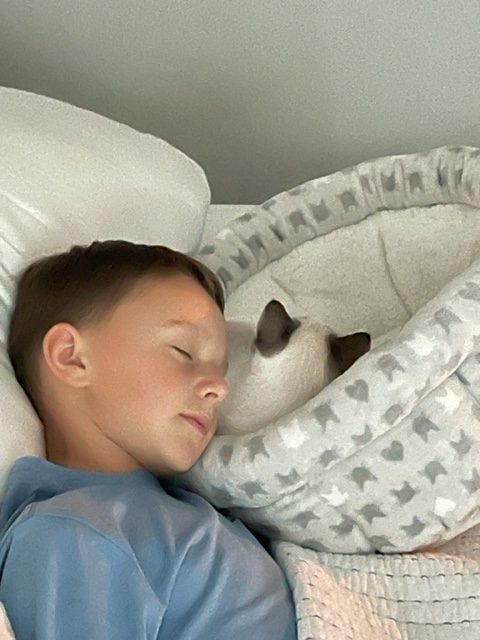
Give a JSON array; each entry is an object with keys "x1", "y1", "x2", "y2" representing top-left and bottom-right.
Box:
[{"x1": 7, "y1": 239, "x2": 225, "y2": 415}]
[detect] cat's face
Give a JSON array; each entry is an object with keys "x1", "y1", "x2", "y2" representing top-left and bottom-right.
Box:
[{"x1": 216, "y1": 300, "x2": 371, "y2": 436}]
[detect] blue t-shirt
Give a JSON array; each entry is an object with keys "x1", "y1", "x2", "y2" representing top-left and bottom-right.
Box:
[{"x1": 0, "y1": 456, "x2": 297, "y2": 639}]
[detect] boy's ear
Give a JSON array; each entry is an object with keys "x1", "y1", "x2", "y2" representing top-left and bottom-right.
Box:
[{"x1": 42, "y1": 322, "x2": 89, "y2": 388}]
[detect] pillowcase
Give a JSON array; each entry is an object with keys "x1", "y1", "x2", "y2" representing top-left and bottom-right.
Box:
[{"x1": 0, "y1": 86, "x2": 211, "y2": 500}]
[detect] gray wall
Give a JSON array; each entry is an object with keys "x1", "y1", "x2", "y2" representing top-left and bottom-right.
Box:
[{"x1": 1, "y1": 0, "x2": 480, "y2": 203}]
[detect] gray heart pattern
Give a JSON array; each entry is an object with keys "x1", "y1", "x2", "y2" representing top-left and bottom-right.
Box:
[
  {"x1": 381, "y1": 440, "x2": 404, "y2": 461},
  {"x1": 345, "y1": 380, "x2": 368, "y2": 402}
]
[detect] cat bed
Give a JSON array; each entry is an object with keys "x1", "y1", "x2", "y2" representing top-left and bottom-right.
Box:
[{"x1": 177, "y1": 145, "x2": 480, "y2": 555}]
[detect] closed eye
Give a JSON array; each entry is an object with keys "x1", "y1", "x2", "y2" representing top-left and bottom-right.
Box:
[{"x1": 172, "y1": 346, "x2": 193, "y2": 360}]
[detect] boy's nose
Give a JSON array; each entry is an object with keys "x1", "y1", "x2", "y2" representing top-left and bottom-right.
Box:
[{"x1": 205, "y1": 377, "x2": 230, "y2": 402}]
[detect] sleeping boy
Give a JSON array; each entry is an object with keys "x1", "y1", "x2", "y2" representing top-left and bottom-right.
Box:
[{"x1": 0, "y1": 239, "x2": 297, "y2": 639}]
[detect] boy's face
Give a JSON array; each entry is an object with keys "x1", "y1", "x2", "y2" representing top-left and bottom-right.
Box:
[{"x1": 41, "y1": 272, "x2": 229, "y2": 476}]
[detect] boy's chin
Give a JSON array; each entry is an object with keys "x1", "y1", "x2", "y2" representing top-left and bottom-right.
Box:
[{"x1": 150, "y1": 456, "x2": 203, "y2": 478}]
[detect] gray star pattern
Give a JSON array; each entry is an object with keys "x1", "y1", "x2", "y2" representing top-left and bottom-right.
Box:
[
  {"x1": 216, "y1": 266, "x2": 233, "y2": 288},
  {"x1": 413, "y1": 415, "x2": 440, "y2": 442},
  {"x1": 237, "y1": 212, "x2": 254, "y2": 222},
  {"x1": 241, "y1": 481, "x2": 269, "y2": 499},
  {"x1": 302, "y1": 538, "x2": 332, "y2": 552},
  {"x1": 437, "y1": 165, "x2": 448, "y2": 187},
  {"x1": 450, "y1": 430, "x2": 473, "y2": 458},
  {"x1": 261, "y1": 198, "x2": 276, "y2": 210},
  {"x1": 198, "y1": 244, "x2": 215, "y2": 255},
  {"x1": 317, "y1": 448, "x2": 340, "y2": 467},
  {"x1": 309, "y1": 200, "x2": 331, "y2": 223},
  {"x1": 245, "y1": 234, "x2": 267, "y2": 260},
  {"x1": 454, "y1": 169, "x2": 463, "y2": 189},
  {"x1": 377, "y1": 354, "x2": 405, "y2": 381},
  {"x1": 245, "y1": 436, "x2": 270, "y2": 462},
  {"x1": 269, "y1": 223, "x2": 285, "y2": 242},
  {"x1": 288, "y1": 210, "x2": 308, "y2": 232},
  {"x1": 312, "y1": 403, "x2": 340, "y2": 432},
  {"x1": 459, "y1": 281, "x2": 480, "y2": 302},
  {"x1": 401, "y1": 516, "x2": 426, "y2": 537},
  {"x1": 390, "y1": 481, "x2": 418, "y2": 504},
  {"x1": 360, "y1": 174, "x2": 373, "y2": 194},
  {"x1": 345, "y1": 380, "x2": 368, "y2": 402},
  {"x1": 461, "y1": 468, "x2": 480, "y2": 494},
  {"x1": 351, "y1": 424, "x2": 373, "y2": 447},
  {"x1": 338, "y1": 190, "x2": 358, "y2": 211},
  {"x1": 381, "y1": 171, "x2": 396, "y2": 191},
  {"x1": 294, "y1": 511, "x2": 317, "y2": 528},
  {"x1": 231, "y1": 249, "x2": 250, "y2": 269},
  {"x1": 219, "y1": 444, "x2": 234, "y2": 466},
  {"x1": 420, "y1": 460, "x2": 448, "y2": 484},
  {"x1": 275, "y1": 469, "x2": 302, "y2": 487},
  {"x1": 330, "y1": 514, "x2": 356, "y2": 536},
  {"x1": 383, "y1": 404, "x2": 403, "y2": 425},
  {"x1": 433, "y1": 307, "x2": 462, "y2": 334},
  {"x1": 358, "y1": 504, "x2": 387, "y2": 524},
  {"x1": 408, "y1": 172, "x2": 424, "y2": 192},
  {"x1": 369, "y1": 535, "x2": 394, "y2": 549},
  {"x1": 351, "y1": 466, "x2": 378, "y2": 490},
  {"x1": 289, "y1": 185, "x2": 303, "y2": 196}
]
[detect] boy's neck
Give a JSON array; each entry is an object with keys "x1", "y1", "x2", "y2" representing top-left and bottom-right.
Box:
[{"x1": 44, "y1": 423, "x2": 144, "y2": 474}]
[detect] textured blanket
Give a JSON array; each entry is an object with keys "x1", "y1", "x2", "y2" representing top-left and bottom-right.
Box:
[{"x1": 274, "y1": 527, "x2": 480, "y2": 639}]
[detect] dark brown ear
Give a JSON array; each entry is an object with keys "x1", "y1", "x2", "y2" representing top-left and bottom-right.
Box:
[
  {"x1": 329, "y1": 332, "x2": 371, "y2": 374},
  {"x1": 254, "y1": 300, "x2": 301, "y2": 357}
]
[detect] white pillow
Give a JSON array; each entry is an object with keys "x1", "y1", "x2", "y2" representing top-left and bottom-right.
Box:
[{"x1": 0, "y1": 86, "x2": 211, "y2": 501}]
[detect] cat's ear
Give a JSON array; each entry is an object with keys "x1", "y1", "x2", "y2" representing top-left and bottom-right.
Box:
[
  {"x1": 254, "y1": 300, "x2": 301, "y2": 357},
  {"x1": 329, "y1": 332, "x2": 371, "y2": 374}
]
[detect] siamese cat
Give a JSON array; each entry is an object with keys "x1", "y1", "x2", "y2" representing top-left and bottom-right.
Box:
[{"x1": 217, "y1": 300, "x2": 371, "y2": 436}]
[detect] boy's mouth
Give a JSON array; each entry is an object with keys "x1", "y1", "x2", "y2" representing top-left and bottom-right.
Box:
[{"x1": 180, "y1": 414, "x2": 209, "y2": 434}]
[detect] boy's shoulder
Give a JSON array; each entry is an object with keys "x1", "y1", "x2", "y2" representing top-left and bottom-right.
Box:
[
  {"x1": 7, "y1": 479, "x2": 217, "y2": 554},
  {"x1": 3, "y1": 480, "x2": 164, "y2": 558},
  {"x1": 0, "y1": 480, "x2": 213, "y2": 601}
]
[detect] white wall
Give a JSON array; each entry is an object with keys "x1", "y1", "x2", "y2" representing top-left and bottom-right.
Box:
[{"x1": 1, "y1": 0, "x2": 479, "y2": 203}]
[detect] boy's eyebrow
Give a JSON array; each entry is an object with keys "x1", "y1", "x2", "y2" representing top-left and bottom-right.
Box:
[
  {"x1": 160, "y1": 319, "x2": 193, "y2": 327},
  {"x1": 159, "y1": 319, "x2": 229, "y2": 374}
]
